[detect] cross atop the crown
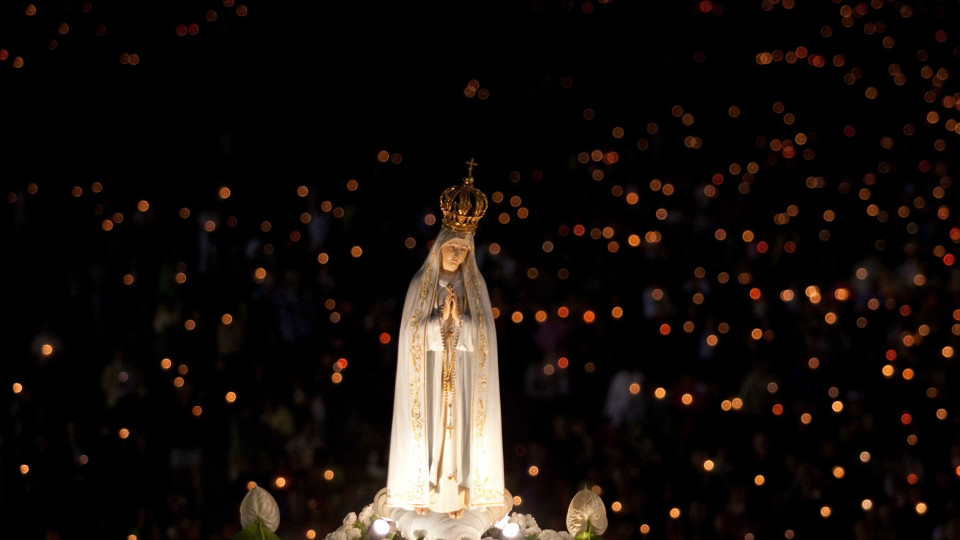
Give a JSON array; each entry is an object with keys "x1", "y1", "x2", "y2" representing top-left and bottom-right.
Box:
[{"x1": 465, "y1": 158, "x2": 478, "y2": 177}]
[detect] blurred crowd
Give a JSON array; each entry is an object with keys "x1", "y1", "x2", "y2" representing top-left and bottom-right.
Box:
[
  {"x1": 4, "y1": 0, "x2": 960, "y2": 538},
  {"x1": 4, "y1": 140, "x2": 960, "y2": 540}
]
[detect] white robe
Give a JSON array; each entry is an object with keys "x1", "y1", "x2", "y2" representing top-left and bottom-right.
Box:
[{"x1": 386, "y1": 228, "x2": 505, "y2": 512}]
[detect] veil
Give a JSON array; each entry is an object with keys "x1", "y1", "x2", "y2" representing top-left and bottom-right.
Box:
[{"x1": 386, "y1": 226, "x2": 505, "y2": 508}]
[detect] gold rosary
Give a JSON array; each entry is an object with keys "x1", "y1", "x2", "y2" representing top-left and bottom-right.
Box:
[{"x1": 441, "y1": 283, "x2": 462, "y2": 439}]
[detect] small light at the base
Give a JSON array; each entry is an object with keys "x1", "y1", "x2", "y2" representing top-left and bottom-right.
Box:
[
  {"x1": 372, "y1": 519, "x2": 390, "y2": 535},
  {"x1": 502, "y1": 523, "x2": 520, "y2": 537}
]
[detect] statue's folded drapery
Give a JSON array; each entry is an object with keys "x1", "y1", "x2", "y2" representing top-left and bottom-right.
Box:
[{"x1": 386, "y1": 181, "x2": 504, "y2": 514}]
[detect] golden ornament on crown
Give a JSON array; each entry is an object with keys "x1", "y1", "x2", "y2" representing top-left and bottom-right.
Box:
[{"x1": 440, "y1": 158, "x2": 488, "y2": 234}]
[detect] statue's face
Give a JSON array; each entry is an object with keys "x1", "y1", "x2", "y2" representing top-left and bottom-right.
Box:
[{"x1": 440, "y1": 239, "x2": 470, "y2": 272}]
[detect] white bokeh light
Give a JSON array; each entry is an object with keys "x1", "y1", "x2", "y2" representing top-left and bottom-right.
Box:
[{"x1": 372, "y1": 519, "x2": 390, "y2": 535}]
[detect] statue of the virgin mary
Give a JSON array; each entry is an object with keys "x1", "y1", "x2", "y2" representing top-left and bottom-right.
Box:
[{"x1": 385, "y1": 161, "x2": 506, "y2": 525}]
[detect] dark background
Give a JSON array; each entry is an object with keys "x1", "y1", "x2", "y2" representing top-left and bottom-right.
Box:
[{"x1": 3, "y1": 0, "x2": 960, "y2": 538}]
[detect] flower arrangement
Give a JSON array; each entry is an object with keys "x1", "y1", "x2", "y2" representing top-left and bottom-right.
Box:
[
  {"x1": 323, "y1": 503, "x2": 395, "y2": 540},
  {"x1": 321, "y1": 488, "x2": 606, "y2": 540},
  {"x1": 323, "y1": 506, "x2": 572, "y2": 540},
  {"x1": 226, "y1": 485, "x2": 607, "y2": 540}
]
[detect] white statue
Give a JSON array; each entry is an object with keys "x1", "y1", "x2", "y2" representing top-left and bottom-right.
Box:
[{"x1": 385, "y1": 161, "x2": 506, "y2": 529}]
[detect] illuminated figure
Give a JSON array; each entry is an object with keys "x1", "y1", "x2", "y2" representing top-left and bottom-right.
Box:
[{"x1": 385, "y1": 161, "x2": 506, "y2": 523}]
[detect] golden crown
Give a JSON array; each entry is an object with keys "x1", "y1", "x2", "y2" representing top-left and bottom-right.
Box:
[{"x1": 440, "y1": 158, "x2": 488, "y2": 234}]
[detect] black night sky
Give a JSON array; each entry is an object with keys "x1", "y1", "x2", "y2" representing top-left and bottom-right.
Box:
[{"x1": 4, "y1": 1, "x2": 960, "y2": 539}]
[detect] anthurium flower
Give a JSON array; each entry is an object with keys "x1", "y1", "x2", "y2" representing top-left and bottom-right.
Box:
[
  {"x1": 566, "y1": 489, "x2": 607, "y2": 536},
  {"x1": 240, "y1": 486, "x2": 281, "y2": 532}
]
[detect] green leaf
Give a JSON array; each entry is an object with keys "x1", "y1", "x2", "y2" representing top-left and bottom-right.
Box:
[
  {"x1": 574, "y1": 532, "x2": 592, "y2": 540},
  {"x1": 230, "y1": 517, "x2": 282, "y2": 540}
]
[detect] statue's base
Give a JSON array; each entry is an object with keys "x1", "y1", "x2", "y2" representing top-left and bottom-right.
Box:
[
  {"x1": 372, "y1": 488, "x2": 513, "y2": 540},
  {"x1": 387, "y1": 508, "x2": 497, "y2": 540}
]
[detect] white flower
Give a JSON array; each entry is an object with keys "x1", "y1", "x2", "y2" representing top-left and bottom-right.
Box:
[
  {"x1": 566, "y1": 489, "x2": 608, "y2": 536},
  {"x1": 326, "y1": 531, "x2": 348, "y2": 540},
  {"x1": 505, "y1": 512, "x2": 542, "y2": 536},
  {"x1": 539, "y1": 530, "x2": 573, "y2": 540},
  {"x1": 342, "y1": 512, "x2": 358, "y2": 527},
  {"x1": 345, "y1": 527, "x2": 362, "y2": 539},
  {"x1": 521, "y1": 513, "x2": 541, "y2": 536},
  {"x1": 358, "y1": 503, "x2": 375, "y2": 525},
  {"x1": 239, "y1": 486, "x2": 280, "y2": 532}
]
